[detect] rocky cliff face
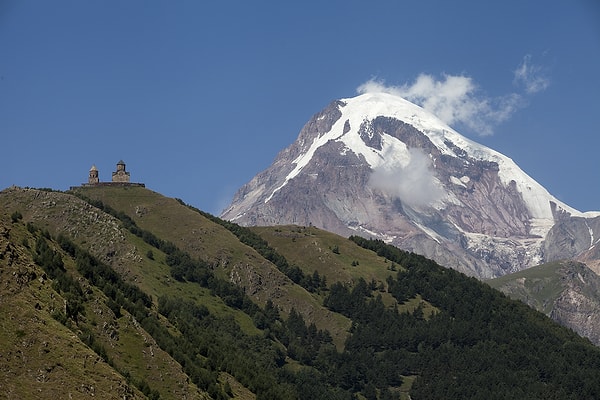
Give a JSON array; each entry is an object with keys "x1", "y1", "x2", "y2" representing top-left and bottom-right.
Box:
[{"x1": 222, "y1": 92, "x2": 600, "y2": 278}]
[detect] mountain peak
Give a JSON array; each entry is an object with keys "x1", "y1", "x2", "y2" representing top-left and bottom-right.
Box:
[{"x1": 222, "y1": 94, "x2": 600, "y2": 278}]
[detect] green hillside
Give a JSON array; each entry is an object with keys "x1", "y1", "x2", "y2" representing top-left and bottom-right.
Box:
[
  {"x1": 2, "y1": 185, "x2": 600, "y2": 400},
  {"x1": 69, "y1": 185, "x2": 352, "y2": 346},
  {"x1": 488, "y1": 261, "x2": 566, "y2": 314},
  {"x1": 250, "y1": 225, "x2": 438, "y2": 316},
  {"x1": 0, "y1": 209, "x2": 203, "y2": 399}
]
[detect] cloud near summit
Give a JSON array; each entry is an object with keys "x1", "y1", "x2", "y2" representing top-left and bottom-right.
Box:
[
  {"x1": 369, "y1": 147, "x2": 445, "y2": 210},
  {"x1": 357, "y1": 75, "x2": 520, "y2": 136},
  {"x1": 357, "y1": 56, "x2": 548, "y2": 136}
]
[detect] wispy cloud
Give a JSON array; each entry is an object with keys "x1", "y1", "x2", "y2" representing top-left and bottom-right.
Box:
[
  {"x1": 357, "y1": 56, "x2": 549, "y2": 136},
  {"x1": 513, "y1": 54, "x2": 550, "y2": 94},
  {"x1": 369, "y1": 147, "x2": 444, "y2": 210}
]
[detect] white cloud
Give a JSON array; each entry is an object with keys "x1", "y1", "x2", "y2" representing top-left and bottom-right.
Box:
[
  {"x1": 513, "y1": 54, "x2": 550, "y2": 94},
  {"x1": 358, "y1": 55, "x2": 549, "y2": 136},
  {"x1": 358, "y1": 74, "x2": 523, "y2": 136},
  {"x1": 369, "y1": 147, "x2": 444, "y2": 210}
]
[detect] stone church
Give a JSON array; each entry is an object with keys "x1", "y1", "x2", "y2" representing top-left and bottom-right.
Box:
[
  {"x1": 110, "y1": 160, "x2": 130, "y2": 183},
  {"x1": 79, "y1": 160, "x2": 144, "y2": 187}
]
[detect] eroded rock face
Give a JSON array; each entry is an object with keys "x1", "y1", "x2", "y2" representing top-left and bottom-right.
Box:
[
  {"x1": 223, "y1": 94, "x2": 600, "y2": 279},
  {"x1": 551, "y1": 287, "x2": 600, "y2": 346},
  {"x1": 545, "y1": 212, "x2": 600, "y2": 262}
]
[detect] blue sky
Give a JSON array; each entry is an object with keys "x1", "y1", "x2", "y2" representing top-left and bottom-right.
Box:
[{"x1": 1, "y1": 1, "x2": 599, "y2": 214}]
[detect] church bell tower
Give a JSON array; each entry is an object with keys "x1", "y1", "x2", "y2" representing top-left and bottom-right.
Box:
[{"x1": 88, "y1": 165, "x2": 99, "y2": 184}]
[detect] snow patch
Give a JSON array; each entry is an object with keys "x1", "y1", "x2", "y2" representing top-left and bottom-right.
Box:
[
  {"x1": 264, "y1": 128, "x2": 343, "y2": 202},
  {"x1": 349, "y1": 225, "x2": 396, "y2": 243},
  {"x1": 412, "y1": 221, "x2": 442, "y2": 243},
  {"x1": 529, "y1": 218, "x2": 555, "y2": 238},
  {"x1": 450, "y1": 176, "x2": 467, "y2": 188},
  {"x1": 586, "y1": 220, "x2": 594, "y2": 250}
]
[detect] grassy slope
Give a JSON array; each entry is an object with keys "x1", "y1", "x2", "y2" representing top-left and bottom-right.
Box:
[
  {"x1": 0, "y1": 219, "x2": 149, "y2": 400},
  {"x1": 0, "y1": 188, "x2": 213, "y2": 399},
  {"x1": 71, "y1": 186, "x2": 352, "y2": 346},
  {"x1": 1, "y1": 187, "x2": 260, "y2": 335},
  {"x1": 250, "y1": 225, "x2": 393, "y2": 285},
  {"x1": 252, "y1": 225, "x2": 438, "y2": 316}
]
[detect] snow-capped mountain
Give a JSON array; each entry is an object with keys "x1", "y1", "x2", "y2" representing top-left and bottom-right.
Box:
[{"x1": 222, "y1": 92, "x2": 600, "y2": 278}]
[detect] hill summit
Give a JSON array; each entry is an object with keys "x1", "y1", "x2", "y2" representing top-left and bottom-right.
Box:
[{"x1": 222, "y1": 92, "x2": 600, "y2": 278}]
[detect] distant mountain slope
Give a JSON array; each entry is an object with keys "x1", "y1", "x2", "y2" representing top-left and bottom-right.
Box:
[
  {"x1": 222, "y1": 92, "x2": 600, "y2": 278},
  {"x1": 489, "y1": 260, "x2": 600, "y2": 345},
  {"x1": 3, "y1": 185, "x2": 600, "y2": 399}
]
